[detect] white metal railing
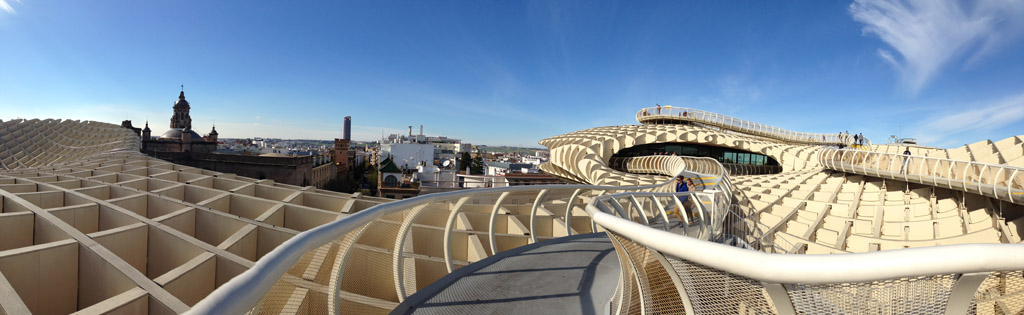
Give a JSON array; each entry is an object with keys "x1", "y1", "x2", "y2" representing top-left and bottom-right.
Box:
[
  {"x1": 587, "y1": 187, "x2": 1024, "y2": 314},
  {"x1": 418, "y1": 178, "x2": 569, "y2": 189},
  {"x1": 716, "y1": 204, "x2": 800, "y2": 253},
  {"x1": 818, "y1": 148, "x2": 1024, "y2": 205},
  {"x1": 191, "y1": 148, "x2": 1024, "y2": 314},
  {"x1": 636, "y1": 106, "x2": 868, "y2": 146},
  {"x1": 608, "y1": 155, "x2": 734, "y2": 240},
  {"x1": 189, "y1": 155, "x2": 702, "y2": 314},
  {"x1": 586, "y1": 154, "x2": 1023, "y2": 314}
]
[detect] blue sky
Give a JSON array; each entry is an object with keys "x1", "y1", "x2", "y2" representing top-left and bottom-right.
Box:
[{"x1": 1, "y1": 1, "x2": 1022, "y2": 148}]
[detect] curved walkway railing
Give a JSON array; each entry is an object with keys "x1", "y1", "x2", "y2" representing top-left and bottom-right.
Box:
[
  {"x1": 587, "y1": 189, "x2": 1024, "y2": 314},
  {"x1": 636, "y1": 106, "x2": 868, "y2": 146},
  {"x1": 585, "y1": 153, "x2": 1023, "y2": 314},
  {"x1": 618, "y1": 156, "x2": 734, "y2": 240},
  {"x1": 817, "y1": 148, "x2": 1024, "y2": 205},
  {"x1": 189, "y1": 156, "x2": 716, "y2": 314},
  {"x1": 192, "y1": 147, "x2": 1024, "y2": 314},
  {"x1": 588, "y1": 197, "x2": 1024, "y2": 314}
]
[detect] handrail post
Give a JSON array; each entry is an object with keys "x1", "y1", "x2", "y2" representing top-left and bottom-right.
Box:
[
  {"x1": 565, "y1": 189, "x2": 584, "y2": 236},
  {"x1": 918, "y1": 157, "x2": 928, "y2": 183},
  {"x1": 670, "y1": 195, "x2": 690, "y2": 235},
  {"x1": 761, "y1": 282, "x2": 797, "y2": 315},
  {"x1": 992, "y1": 167, "x2": 1004, "y2": 201},
  {"x1": 943, "y1": 272, "x2": 989, "y2": 315},
  {"x1": 608, "y1": 198, "x2": 631, "y2": 220},
  {"x1": 1008, "y1": 169, "x2": 1019, "y2": 201},
  {"x1": 962, "y1": 161, "x2": 972, "y2": 192},
  {"x1": 947, "y1": 161, "x2": 956, "y2": 189},
  {"x1": 628, "y1": 194, "x2": 651, "y2": 225},
  {"x1": 977, "y1": 165, "x2": 988, "y2": 194},
  {"x1": 528, "y1": 189, "x2": 551, "y2": 244},
  {"x1": 649, "y1": 195, "x2": 671, "y2": 231},
  {"x1": 488, "y1": 191, "x2": 512, "y2": 256},
  {"x1": 443, "y1": 196, "x2": 471, "y2": 273}
]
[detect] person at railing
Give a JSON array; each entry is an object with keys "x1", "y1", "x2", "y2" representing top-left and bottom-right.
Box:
[
  {"x1": 656, "y1": 104, "x2": 662, "y2": 115},
  {"x1": 853, "y1": 133, "x2": 859, "y2": 146},
  {"x1": 859, "y1": 132, "x2": 865, "y2": 146},
  {"x1": 685, "y1": 178, "x2": 698, "y2": 222},
  {"x1": 673, "y1": 176, "x2": 690, "y2": 223},
  {"x1": 900, "y1": 147, "x2": 912, "y2": 174}
]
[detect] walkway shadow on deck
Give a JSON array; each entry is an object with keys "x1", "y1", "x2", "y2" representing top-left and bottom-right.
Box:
[{"x1": 392, "y1": 233, "x2": 619, "y2": 315}]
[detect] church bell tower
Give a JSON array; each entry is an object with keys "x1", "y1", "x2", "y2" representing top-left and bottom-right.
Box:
[{"x1": 170, "y1": 87, "x2": 192, "y2": 129}]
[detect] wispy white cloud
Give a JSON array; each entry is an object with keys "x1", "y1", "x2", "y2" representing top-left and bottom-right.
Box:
[
  {"x1": 909, "y1": 91, "x2": 1024, "y2": 147},
  {"x1": 0, "y1": 0, "x2": 17, "y2": 14},
  {"x1": 717, "y1": 75, "x2": 762, "y2": 105},
  {"x1": 691, "y1": 73, "x2": 765, "y2": 115},
  {"x1": 850, "y1": 0, "x2": 1024, "y2": 95}
]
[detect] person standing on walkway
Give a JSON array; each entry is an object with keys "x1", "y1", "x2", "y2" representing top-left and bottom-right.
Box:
[
  {"x1": 673, "y1": 176, "x2": 690, "y2": 223},
  {"x1": 686, "y1": 178, "x2": 698, "y2": 222},
  {"x1": 656, "y1": 104, "x2": 662, "y2": 115},
  {"x1": 900, "y1": 147, "x2": 912, "y2": 174},
  {"x1": 853, "y1": 133, "x2": 859, "y2": 146},
  {"x1": 859, "y1": 133, "x2": 865, "y2": 146}
]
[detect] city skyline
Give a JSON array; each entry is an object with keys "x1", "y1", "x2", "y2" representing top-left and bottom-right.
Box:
[{"x1": 1, "y1": 1, "x2": 1023, "y2": 147}]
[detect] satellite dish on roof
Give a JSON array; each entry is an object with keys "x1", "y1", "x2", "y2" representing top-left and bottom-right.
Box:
[{"x1": 442, "y1": 160, "x2": 452, "y2": 168}]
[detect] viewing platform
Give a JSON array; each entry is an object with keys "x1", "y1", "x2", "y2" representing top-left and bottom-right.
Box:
[
  {"x1": 393, "y1": 233, "x2": 619, "y2": 315},
  {"x1": 636, "y1": 106, "x2": 864, "y2": 146}
]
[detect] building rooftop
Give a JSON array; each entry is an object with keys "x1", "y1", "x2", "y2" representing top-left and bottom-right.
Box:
[
  {"x1": 1, "y1": 106, "x2": 1022, "y2": 314},
  {"x1": 159, "y1": 128, "x2": 204, "y2": 140}
]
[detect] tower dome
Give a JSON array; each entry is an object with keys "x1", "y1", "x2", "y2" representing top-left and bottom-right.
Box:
[
  {"x1": 170, "y1": 89, "x2": 193, "y2": 129},
  {"x1": 174, "y1": 91, "x2": 190, "y2": 108}
]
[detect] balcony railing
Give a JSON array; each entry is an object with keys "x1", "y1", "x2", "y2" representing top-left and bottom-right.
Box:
[
  {"x1": 189, "y1": 156, "x2": 705, "y2": 314},
  {"x1": 586, "y1": 192, "x2": 1024, "y2": 314},
  {"x1": 191, "y1": 151, "x2": 1024, "y2": 315},
  {"x1": 817, "y1": 148, "x2": 1024, "y2": 205},
  {"x1": 636, "y1": 106, "x2": 868, "y2": 146},
  {"x1": 587, "y1": 158, "x2": 1024, "y2": 314}
]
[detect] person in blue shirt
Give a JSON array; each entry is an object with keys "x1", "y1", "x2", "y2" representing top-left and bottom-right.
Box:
[{"x1": 673, "y1": 176, "x2": 689, "y2": 222}]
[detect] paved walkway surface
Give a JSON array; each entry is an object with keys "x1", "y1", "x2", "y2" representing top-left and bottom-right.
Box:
[{"x1": 392, "y1": 233, "x2": 619, "y2": 315}]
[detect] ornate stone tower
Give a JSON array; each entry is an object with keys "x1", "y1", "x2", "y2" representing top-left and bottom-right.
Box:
[
  {"x1": 208, "y1": 126, "x2": 218, "y2": 142},
  {"x1": 170, "y1": 90, "x2": 192, "y2": 129},
  {"x1": 142, "y1": 121, "x2": 151, "y2": 140}
]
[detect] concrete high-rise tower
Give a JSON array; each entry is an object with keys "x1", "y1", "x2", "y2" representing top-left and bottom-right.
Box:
[{"x1": 344, "y1": 116, "x2": 351, "y2": 140}]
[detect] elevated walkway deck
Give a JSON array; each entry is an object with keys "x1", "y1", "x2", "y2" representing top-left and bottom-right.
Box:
[
  {"x1": 636, "y1": 106, "x2": 861, "y2": 146},
  {"x1": 820, "y1": 148, "x2": 1024, "y2": 205},
  {"x1": 393, "y1": 233, "x2": 619, "y2": 315}
]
